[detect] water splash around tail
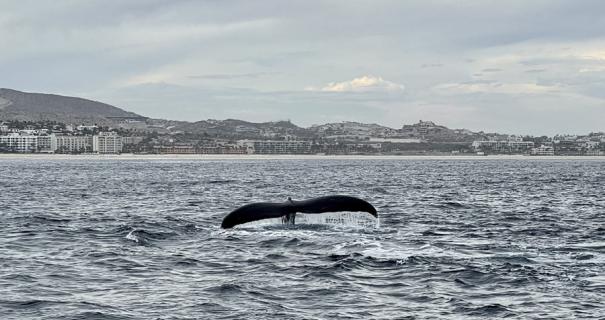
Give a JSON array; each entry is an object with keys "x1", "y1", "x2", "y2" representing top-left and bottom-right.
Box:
[{"x1": 242, "y1": 212, "x2": 379, "y2": 229}]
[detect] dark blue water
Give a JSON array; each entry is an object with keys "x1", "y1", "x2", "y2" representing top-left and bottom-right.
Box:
[{"x1": 1, "y1": 158, "x2": 604, "y2": 319}]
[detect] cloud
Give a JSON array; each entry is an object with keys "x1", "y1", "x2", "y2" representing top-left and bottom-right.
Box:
[
  {"x1": 434, "y1": 81, "x2": 561, "y2": 95},
  {"x1": 188, "y1": 72, "x2": 278, "y2": 80},
  {"x1": 421, "y1": 63, "x2": 443, "y2": 68},
  {"x1": 307, "y1": 75, "x2": 405, "y2": 92},
  {"x1": 95, "y1": 82, "x2": 386, "y2": 126},
  {"x1": 122, "y1": 72, "x2": 175, "y2": 86},
  {"x1": 2, "y1": 1, "x2": 605, "y2": 134}
]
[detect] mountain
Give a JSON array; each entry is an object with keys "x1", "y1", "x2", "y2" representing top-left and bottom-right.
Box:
[
  {"x1": 309, "y1": 121, "x2": 399, "y2": 138},
  {"x1": 173, "y1": 119, "x2": 313, "y2": 138},
  {"x1": 0, "y1": 88, "x2": 144, "y2": 124},
  {"x1": 400, "y1": 120, "x2": 487, "y2": 142}
]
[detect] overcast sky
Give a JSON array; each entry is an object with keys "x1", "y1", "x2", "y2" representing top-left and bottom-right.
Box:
[{"x1": 1, "y1": 0, "x2": 604, "y2": 135}]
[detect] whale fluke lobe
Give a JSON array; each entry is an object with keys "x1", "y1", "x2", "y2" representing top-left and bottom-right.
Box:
[
  {"x1": 220, "y1": 202, "x2": 294, "y2": 229},
  {"x1": 220, "y1": 195, "x2": 377, "y2": 229},
  {"x1": 294, "y1": 196, "x2": 377, "y2": 216}
]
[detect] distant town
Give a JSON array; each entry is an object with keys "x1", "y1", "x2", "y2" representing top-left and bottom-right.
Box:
[
  {"x1": 0, "y1": 88, "x2": 602, "y2": 156},
  {"x1": 1, "y1": 119, "x2": 603, "y2": 156}
]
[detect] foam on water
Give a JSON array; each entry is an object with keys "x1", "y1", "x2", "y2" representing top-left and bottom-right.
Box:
[
  {"x1": 125, "y1": 229, "x2": 139, "y2": 243},
  {"x1": 296, "y1": 212, "x2": 379, "y2": 228},
  {"x1": 235, "y1": 212, "x2": 378, "y2": 229}
]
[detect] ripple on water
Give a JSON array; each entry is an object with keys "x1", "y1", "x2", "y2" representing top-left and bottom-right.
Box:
[{"x1": 1, "y1": 159, "x2": 604, "y2": 319}]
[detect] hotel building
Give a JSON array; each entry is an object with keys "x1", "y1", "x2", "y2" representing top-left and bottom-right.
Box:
[{"x1": 93, "y1": 132, "x2": 123, "y2": 154}]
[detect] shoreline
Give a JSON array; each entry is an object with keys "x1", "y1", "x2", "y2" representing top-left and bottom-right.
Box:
[{"x1": 1, "y1": 153, "x2": 604, "y2": 160}]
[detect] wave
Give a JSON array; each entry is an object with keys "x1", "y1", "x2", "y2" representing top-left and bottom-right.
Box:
[{"x1": 124, "y1": 228, "x2": 178, "y2": 245}]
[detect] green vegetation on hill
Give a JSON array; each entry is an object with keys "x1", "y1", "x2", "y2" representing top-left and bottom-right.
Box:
[{"x1": 0, "y1": 88, "x2": 142, "y2": 125}]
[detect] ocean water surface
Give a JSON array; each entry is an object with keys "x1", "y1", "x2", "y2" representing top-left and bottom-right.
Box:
[{"x1": 1, "y1": 158, "x2": 604, "y2": 319}]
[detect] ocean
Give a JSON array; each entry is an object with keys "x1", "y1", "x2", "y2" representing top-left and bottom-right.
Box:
[{"x1": 1, "y1": 157, "x2": 604, "y2": 319}]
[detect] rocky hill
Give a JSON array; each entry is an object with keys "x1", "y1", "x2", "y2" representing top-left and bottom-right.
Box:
[
  {"x1": 400, "y1": 120, "x2": 487, "y2": 142},
  {"x1": 309, "y1": 121, "x2": 399, "y2": 138},
  {"x1": 173, "y1": 119, "x2": 313, "y2": 138},
  {"x1": 0, "y1": 88, "x2": 144, "y2": 125}
]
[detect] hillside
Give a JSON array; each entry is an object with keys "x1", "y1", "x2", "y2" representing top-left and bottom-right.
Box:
[
  {"x1": 0, "y1": 88, "x2": 144, "y2": 124},
  {"x1": 174, "y1": 119, "x2": 313, "y2": 138},
  {"x1": 0, "y1": 88, "x2": 489, "y2": 142},
  {"x1": 309, "y1": 121, "x2": 399, "y2": 138},
  {"x1": 400, "y1": 120, "x2": 487, "y2": 142}
]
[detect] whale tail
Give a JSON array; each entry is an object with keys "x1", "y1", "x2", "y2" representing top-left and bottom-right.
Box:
[{"x1": 220, "y1": 195, "x2": 377, "y2": 229}]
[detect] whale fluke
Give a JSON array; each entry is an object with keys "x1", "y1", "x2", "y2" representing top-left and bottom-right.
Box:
[{"x1": 220, "y1": 195, "x2": 377, "y2": 229}]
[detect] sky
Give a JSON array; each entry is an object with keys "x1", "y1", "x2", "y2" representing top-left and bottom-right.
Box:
[{"x1": 1, "y1": 0, "x2": 604, "y2": 135}]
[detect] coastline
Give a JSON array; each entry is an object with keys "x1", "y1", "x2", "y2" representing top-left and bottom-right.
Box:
[{"x1": 1, "y1": 153, "x2": 604, "y2": 160}]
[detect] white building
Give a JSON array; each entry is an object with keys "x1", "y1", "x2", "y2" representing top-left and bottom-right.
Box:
[
  {"x1": 530, "y1": 145, "x2": 555, "y2": 156},
  {"x1": 0, "y1": 133, "x2": 53, "y2": 152},
  {"x1": 237, "y1": 140, "x2": 311, "y2": 154},
  {"x1": 235, "y1": 125, "x2": 261, "y2": 134},
  {"x1": 93, "y1": 132, "x2": 122, "y2": 154},
  {"x1": 37, "y1": 135, "x2": 52, "y2": 152},
  {"x1": 121, "y1": 136, "x2": 144, "y2": 145},
  {"x1": 52, "y1": 135, "x2": 93, "y2": 153},
  {"x1": 77, "y1": 125, "x2": 97, "y2": 131},
  {"x1": 417, "y1": 120, "x2": 436, "y2": 135},
  {"x1": 369, "y1": 137, "x2": 423, "y2": 143},
  {"x1": 582, "y1": 141, "x2": 600, "y2": 149},
  {"x1": 472, "y1": 140, "x2": 534, "y2": 153}
]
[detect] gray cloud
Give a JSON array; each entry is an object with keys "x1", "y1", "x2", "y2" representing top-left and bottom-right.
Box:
[
  {"x1": 188, "y1": 72, "x2": 279, "y2": 80},
  {"x1": 481, "y1": 68, "x2": 502, "y2": 73},
  {"x1": 421, "y1": 63, "x2": 443, "y2": 68},
  {"x1": 525, "y1": 69, "x2": 547, "y2": 74},
  {"x1": 1, "y1": 0, "x2": 605, "y2": 135}
]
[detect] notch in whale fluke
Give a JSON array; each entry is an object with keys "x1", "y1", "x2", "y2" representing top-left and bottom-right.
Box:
[{"x1": 220, "y1": 195, "x2": 377, "y2": 229}]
